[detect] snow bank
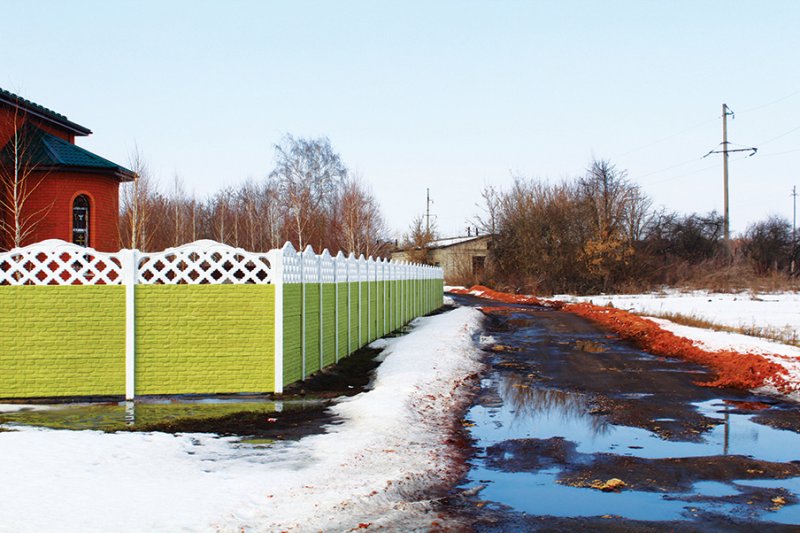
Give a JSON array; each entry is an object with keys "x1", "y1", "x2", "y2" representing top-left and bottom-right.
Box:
[
  {"x1": 0, "y1": 307, "x2": 484, "y2": 533},
  {"x1": 557, "y1": 290, "x2": 800, "y2": 336},
  {"x1": 556, "y1": 290, "x2": 800, "y2": 399},
  {"x1": 650, "y1": 317, "x2": 800, "y2": 400}
]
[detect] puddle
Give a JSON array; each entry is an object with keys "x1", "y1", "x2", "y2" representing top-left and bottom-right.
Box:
[
  {"x1": 471, "y1": 374, "x2": 800, "y2": 462},
  {"x1": 455, "y1": 300, "x2": 800, "y2": 527},
  {"x1": 474, "y1": 467, "x2": 697, "y2": 521},
  {"x1": 692, "y1": 480, "x2": 741, "y2": 497},
  {"x1": 0, "y1": 397, "x2": 324, "y2": 433}
]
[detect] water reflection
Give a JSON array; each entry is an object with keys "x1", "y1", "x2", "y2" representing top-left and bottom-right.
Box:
[
  {"x1": 0, "y1": 397, "x2": 317, "y2": 432},
  {"x1": 498, "y1": 372, "x2": 610, "y2": 437}
]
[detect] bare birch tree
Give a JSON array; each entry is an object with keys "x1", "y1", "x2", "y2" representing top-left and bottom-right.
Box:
[
  {"x1": 0, "y1": 107, "x2": 51, "y2": 249},
  {"x1": 119, "y1": 145, "x2": 153, "y2": 250},
  {"x1": 270, "y1": 134, "x2": 347, "y2": 250}
]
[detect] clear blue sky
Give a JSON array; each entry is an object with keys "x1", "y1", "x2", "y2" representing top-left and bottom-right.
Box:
[{"x1": 3, "y1": 0, "x2": 799, "y2": 238}]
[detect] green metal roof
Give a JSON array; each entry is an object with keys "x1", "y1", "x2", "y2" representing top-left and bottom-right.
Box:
[
  {"x1": 0, "y1": 87, "x2": 92, "y2": 136},
  {"x1": 0, "y1": 123, "x2": 134, "y2": 181}
]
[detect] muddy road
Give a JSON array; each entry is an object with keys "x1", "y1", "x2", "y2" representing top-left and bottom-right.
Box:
[{"x1": 449, "y1": 294, "x2": 800, "y2": 531}]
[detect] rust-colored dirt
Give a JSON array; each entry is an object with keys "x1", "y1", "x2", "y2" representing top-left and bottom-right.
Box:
[{"x1": 449, "y1": 285, "x2": 793, "y2": 394}]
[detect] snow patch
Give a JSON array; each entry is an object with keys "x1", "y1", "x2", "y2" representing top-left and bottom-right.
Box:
[
  {"x1": 650, "y1": 317, "x2": 800, "y2": 401},
  {"x1": 0, "y1": 307, "x2": 485, "y2": 532},
  {"x1": 557, "y1": 290, "x2": 800, "y2": 335}
]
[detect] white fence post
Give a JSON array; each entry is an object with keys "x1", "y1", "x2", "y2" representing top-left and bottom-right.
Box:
[
  {"x1": 357, "y1": 255, "x2": 363, "y2": 347},
  {"x1": 121, "y1": 248, "x2": 138, "y2": 401},
  {"x1": 268, "y1": 246, "x2": 284, "y2": 394},
  {"x1": 367, "y1": 257, "x2": 372, "y2": 342},
  {"x1": 381, "y1": 259, "x2": 386, "y2": 337},
  {"x1": 318, "y1": 250, "x2": 324, "y2": 371},
  {"x1": 347, "y1": 253, "x2": 354, "y2": 354},
  {"x1": 334, "y1": 251, "x2": 343, "y2": 362},
  {"x1": 300, "y1": 246, "x2": 307, "y2": 380}
]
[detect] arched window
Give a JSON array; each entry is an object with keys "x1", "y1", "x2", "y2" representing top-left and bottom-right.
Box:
[{"x1": 72, "y1": 195, "x2": 90, "y2": 247}]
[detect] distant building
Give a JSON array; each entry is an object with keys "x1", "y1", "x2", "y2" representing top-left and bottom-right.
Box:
[
  {"x1": 0, "y1": 88, "x2": 135, "y2": 252},
  {"x1": 391, "y1": 233, "x2": 492, "y2": 283}
]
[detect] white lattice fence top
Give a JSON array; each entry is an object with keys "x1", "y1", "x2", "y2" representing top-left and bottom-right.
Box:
[
  {"x1": 376, "y1": 258, "x2": 385, "y2": 281},
  {"x1": 0, "y1": 239, "x2": 442, "y2": 286},
  {"x1": 137, "y1": 240, "x2": 273, "y2": 284},
  {"x1": 0, "y1": 240, "x2": 123, "y2": 285},
  {"x1": 301, "y1": 245, "x2": 319, "y2": 283},
  {"x1": 368, "y1": 257, "x2": 377, "y2": 282},
  {"x1": 357, "y1": 255, "x2": 367, "y2": 282},
  {"x1": 334, "y1": 251, "x2": 347, "y2": 282},
  {"x1": 281, "y1": 242, "x2": 301, "y2": 283},
  {"x1": 320, "y1": 250, "x2": 335, "y2": 283},
  {"x1": 346, "y1": 253, "x2": 357, "y2": 281}
]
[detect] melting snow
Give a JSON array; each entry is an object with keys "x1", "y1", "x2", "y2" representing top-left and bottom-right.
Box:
[
  {"x1": 0, "y1": 307, "x2": 484, "y2": 532},
  {"x1": 557, "y1": 290, "x2": 800, "y2": 335}
]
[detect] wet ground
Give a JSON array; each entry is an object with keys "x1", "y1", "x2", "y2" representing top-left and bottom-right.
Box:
[
  {"x1": 448, "y1": 293, "x2": 800, "y2": 531},
  {"x1": 0, "y1": 344, "x2": 385, "y2": 442}
]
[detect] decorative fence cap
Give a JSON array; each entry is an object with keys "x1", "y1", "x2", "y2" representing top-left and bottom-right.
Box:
[
  {"x1": 137, "y1": 240, "x2": 274, "y2": 285},
  {"x1": 0, "y1": 239, "x2": 123, "y2": 286},
  {"x1": 0, "y1": 239, "x2": 443, "y2": 286}
]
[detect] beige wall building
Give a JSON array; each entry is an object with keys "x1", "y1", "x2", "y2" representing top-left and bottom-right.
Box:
[{"x1": 391, "y1": 234, "x2": 492, "y2": 284}]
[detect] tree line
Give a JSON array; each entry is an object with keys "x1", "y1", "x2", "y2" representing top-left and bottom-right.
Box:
[
  {"x1": 474, "y1": 159, "x2": 799, "y2": 294},
  {"x1": 120, "y1": 135, "x2": 389, "y2": 257}
]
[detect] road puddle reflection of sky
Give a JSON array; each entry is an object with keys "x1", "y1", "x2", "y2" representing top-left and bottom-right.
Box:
[{"x1": 464, "y1": 366, "x2": 800, "y2": 523}]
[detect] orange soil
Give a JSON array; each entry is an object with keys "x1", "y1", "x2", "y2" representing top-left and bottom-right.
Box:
[{"x1": 450, "y1": 285, "x2": 792, "y2": 394}]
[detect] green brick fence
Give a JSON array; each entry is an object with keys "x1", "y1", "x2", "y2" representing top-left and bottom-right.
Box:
[{"x1": 0, "y1": 239, "x2": 443, "y2": 400}]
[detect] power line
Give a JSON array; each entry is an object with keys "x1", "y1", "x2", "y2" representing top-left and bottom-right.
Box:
[
  {"x1": 615, "y1": 116, "x2": 717, "y2": 158},
  {"x1": 647, "y1": 163, "x2": 719, "y2": 186},
  {"x1": 755, "y1": 147, "x2": 800, "y2": 158},
  {"x1": 635, "y1": 157, "x2": 703, "y2": 181},
  {"x1": 740, "y1": 88, "x2": 800, "y2": 114},
  {"x1": 756, "y1": 124, "x2": 800, "y2": 147}
]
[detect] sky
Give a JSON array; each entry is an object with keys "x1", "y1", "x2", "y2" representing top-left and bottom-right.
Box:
[{"x1": 2, "y1": 0, "x2": 799, "y2": 239}]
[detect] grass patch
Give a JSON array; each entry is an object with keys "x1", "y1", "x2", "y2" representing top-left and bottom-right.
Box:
[{"x1": 645, "y1": 311, "x2": 800, "y2": 349}]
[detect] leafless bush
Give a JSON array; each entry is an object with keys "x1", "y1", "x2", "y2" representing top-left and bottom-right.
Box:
[{"x1": 476, "y1": 158, "x2": 799, "y2": 295}]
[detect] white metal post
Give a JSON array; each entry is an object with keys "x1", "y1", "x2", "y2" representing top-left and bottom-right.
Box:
[
  {"x1": 269, "y1": 247, "x2": 284, "y2": 394},
  {"x1": 300, "y1": 247, "x2": 306, "y2": 380},
  {"x1": 122, "y1": 248, "x2": 138, "y2": 401},
  {"x1": 356, "y1": 255, "x2": 364, "y2": 348},
  {"x1": 334, "y1": 252, "x2": 340, "y2": 363},
  {"x1": 318, "y1": 252, "x2": 323, "y2": 370},
  {"x1": 357, "y1": 256, "x2": 363, "y2": 347},
  {"x1": 347, "y1": 254, "x2": 352, "y2": 354}
]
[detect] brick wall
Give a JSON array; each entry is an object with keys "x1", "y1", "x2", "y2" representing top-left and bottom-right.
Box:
[
  {"x1": 21, "y1": 171, "x2": 122, "y2": 252},
  {"x1": 0, "y1": 284, "x2": 276, "y2": 399},
  {"x1": 134, "y1": 285, "x2": 275, "y2": 395},
  {"x1": 304, "y1": 284, "x2": 321, "y2": 376},
  {"x1": 321, "y1": 284, "x2": 336, "y2": 367},
  {"x1": 283, "y1": 284, "x2": 303, "y2": 385},
  {"x1": 0, "y1": 285, "x2": 125, "y2": 398},
  {"x1": 336, "y1": 283, "x2": 349, "y2": 360}
]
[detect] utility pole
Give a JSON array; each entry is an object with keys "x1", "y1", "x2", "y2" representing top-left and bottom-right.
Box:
[
  {"x1": 425, "y1": 188, "x2": 433, "y2": 237},
  {"x1": 722, "y1": 103, "x2": 731, "y2": 242},
  {"x1": 792, "y1": 185, "x2": 797, "y2": 242},
  {"x1": 792, "y1": 185, "x2": 797, "y2": 274},
  {"x1": 703, "y1": 103, "x2": 757, "y2": 246}
]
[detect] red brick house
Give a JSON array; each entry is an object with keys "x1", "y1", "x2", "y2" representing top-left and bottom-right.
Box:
[{"x1": 0, "y1": 88, "x2": 134, "y2": 252}]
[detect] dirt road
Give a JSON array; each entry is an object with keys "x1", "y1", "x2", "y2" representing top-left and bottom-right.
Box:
[{"x1": 448, "y1": 293, "x2": 800, "y2": 531}]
